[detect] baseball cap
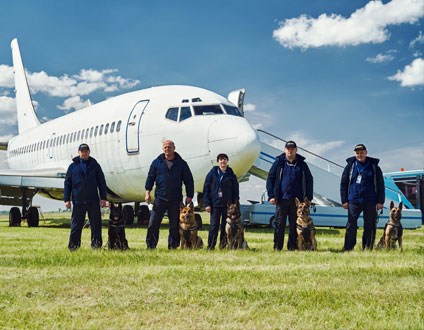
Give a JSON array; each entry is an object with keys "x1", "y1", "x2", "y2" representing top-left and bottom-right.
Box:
[
  {"x1": 285, "y1": 141, "x2": 297, "y2": 148},
  {"x1": 354, "y1": 144, "x2": 366, "y2": 151},
  {"x1": 78, "y1": 143, "x2": 90, "y2": 151}
]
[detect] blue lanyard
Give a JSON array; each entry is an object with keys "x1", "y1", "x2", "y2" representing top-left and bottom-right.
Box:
[{"x1": 355, "y1": 160, "x2": 368, "y2": 175}]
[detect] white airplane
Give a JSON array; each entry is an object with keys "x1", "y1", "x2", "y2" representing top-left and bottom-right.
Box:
[{"x1": 0, "y1": 39, "x2": 261, "y2": 226}]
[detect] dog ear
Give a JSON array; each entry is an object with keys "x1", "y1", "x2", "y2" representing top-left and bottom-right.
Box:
[
  {"x1": 180, "y1": 202, "x2": 185, "y2": 210},
  {"x1": 227, "y1": 200, "x2": 232, "y2": 207},
  {"x1": 398, "y1": 202, "x2": 403, "y2": 211},
  {"x1": 189, "y1": 202, "x2": 194, "y2": 211},
  {"x1": 390, "y1": 201, "x2": 394, "y2": 210},
  {"x1": 236, "y1": 199, "x2": 240, "y2": 206},
  {"x1": 304, "y1": 196, "x2": 309, "y2": 204},
  {"x1": 295, "y1": 198, "x2": 300, "y2": 207},
  {"x1": 110, "y1": 203, "x2": 115, "y2": 210}
]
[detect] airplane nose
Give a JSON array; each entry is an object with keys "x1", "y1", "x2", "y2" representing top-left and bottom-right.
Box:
[{"x1": 208, "y1": 116, "x2": 261, "y2": 177}]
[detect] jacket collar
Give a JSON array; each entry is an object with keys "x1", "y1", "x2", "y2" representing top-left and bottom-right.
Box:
[
  {"x1": 346, "y1": 156, "x2": 380, "y2": 165},
  {"x1": 158, "y1": 152, "x2": 182, "y2": 162},
  {"x1": 277, "y1": 152, "x2": 305, "y2": 163}
]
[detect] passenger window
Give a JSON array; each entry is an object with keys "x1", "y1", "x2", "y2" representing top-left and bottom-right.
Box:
[
  {"x1": 166, "y1": 108, "x2": 179, "y2": 121},
  {"x1": 110, "y1": 122, "x2": 115, "y2": 133},
  {"x1": 116, "y1": 120, "x2": 121, "y2": 132},
  {"x1": 179, "y1": 106, "x2": 192, "y2": 122},
  {"x1": 193, "y1": 105, "x2": 223, "y2": 115},
  {"x1": 90, "y1": 127, "x2": 94, "y2": 138},
  {"x1": 85, "y1": 128, "x2": 89, "y2": 139},
  {"x1": 99, "y1": 124, "x2": 104, "y2": 136},
  {"x1": 77, "y1": 130, "x2": 81, "y2": 140},
  {"x1": 94, "y1": 126, "x2": 99, "y2": 136},
  {"x1": 105, "y1": 123, "x2": 109, "y2": 135}
]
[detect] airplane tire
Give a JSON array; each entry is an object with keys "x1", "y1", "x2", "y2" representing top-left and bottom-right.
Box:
[
  {"x1": 195, "y1": 213, "x2": 202, "y2": 230},
  {"x1": 123, "y1": 205, "x2": 134, "y2": 225},
  {"x1": 137, "y1": 205, "x2": 150, "y2": 225},
  {"x1": 9, "y1": 207, "x2": 21, "y2": 227},
  {"x1": 269, "y1": 216, "x2": 276, "y2": 229},
  {"x1": 27, "y1": 207, "x2": 39, "y2": 227}
]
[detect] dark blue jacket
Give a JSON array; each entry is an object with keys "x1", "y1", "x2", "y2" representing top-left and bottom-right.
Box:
[
  {"x1": 145, "y1": 152, "x2": 194, "y2": 201},
  {"x1": 340, "y1": 156, "x2": 385, "y2": 205},
  {"x1": 64, "y1": 156, "x2": 107, "y2": 204},
  {"x1": 266, "y1": 153, "x2": 313, "y2": 201},
  {"x1": 203, "y1": 166, "x2": 239, "y2": 208}
]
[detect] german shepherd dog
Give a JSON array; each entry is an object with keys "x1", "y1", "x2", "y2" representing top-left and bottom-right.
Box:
[
  {"x1": 179, "y1": 202, "x2": 203, "y2": 249},
  {"x1": 107, "y1": 203, "x2": 129, "y2": 250},
  {"x1": 295, "y1": 197, "x2": 317, "y2": 251},
  {"x1": 377, "y1": 201, "x2": 403, "y2": 251},
  {"x1": 225, "y1": 200, "x2": 249, "y2": 250}
]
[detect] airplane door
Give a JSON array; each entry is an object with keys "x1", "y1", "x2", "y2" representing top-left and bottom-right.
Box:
[{"x1": 126, "y1": 100, "x2": 149, "y2": 154}]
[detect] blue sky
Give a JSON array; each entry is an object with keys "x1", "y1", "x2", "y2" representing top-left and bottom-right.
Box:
[{"x1": 0, "y1": 0, "x2": 423, "y2": 209}]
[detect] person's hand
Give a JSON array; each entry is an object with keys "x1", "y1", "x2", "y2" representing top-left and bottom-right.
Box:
[
  {"x1": 342, "y1": 202, "x2": 349, "y2": 210},
  {"x1": 269, "y1": 198, "x2": 276, "y2": 205},
  {"x1": 205, "y1": 206, "x2": 211, "y2": 213},
  {"x1": 377, "y1": 203, "x2": 384, "y2": 210},
  {"x1": 65, "y1": 201, "x2": 71, "y2": 209},
  {"x1": 145, "y1": 191, "x2": 151, "y2": 204},
  {"x1": 100, "y1": 200, "x2": 107, "y2": 208},
  {"x1": 185, "y1": 197, "x2": 192, "y2": 204}
]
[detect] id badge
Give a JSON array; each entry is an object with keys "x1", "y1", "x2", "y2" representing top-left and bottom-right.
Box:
[
  {"x1": 356, "y1": 174, "x2": 362, "y2": 184},
  {"x1": 218, "y1": 189, "x2": 223, "y2": 198}
]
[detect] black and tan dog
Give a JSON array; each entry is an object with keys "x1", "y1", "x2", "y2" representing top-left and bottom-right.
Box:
[
  {"x1": 225, "y1": 200, "x2": 249, "y2": 250},
  {"x1": 377, "y1": 201, "x2": 403, "y2": 251},
  {"x1": 107, "y1": 203, "x2": 129, "y2": 250},
  {"x1": 179, "y1": 202, "x2": 203, "y2": 249},
  {"x1": 295, "y1": 197, "x2": 317, "y2": 251}
]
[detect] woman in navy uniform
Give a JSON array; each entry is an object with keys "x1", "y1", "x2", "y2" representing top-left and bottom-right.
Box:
[{"x1": 203, "y1": 153, "x2": 239, "y2": 250}]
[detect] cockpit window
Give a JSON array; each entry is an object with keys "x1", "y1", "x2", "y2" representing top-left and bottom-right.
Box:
[
  {"x1": 179, "y1": 106, "x2": 192, "y2": 121},
  {"x1": 193, "y1": 105, "x2": 223, "y2": 116},
  {"x1": 223, "y1": 104, "x2": 243, "y2": 117},
  {"x1": 166, "y1": 108, "x2": 179, "y2": 121}
]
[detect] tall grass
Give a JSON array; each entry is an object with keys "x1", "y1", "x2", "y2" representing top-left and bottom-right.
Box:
[{"x1": 0, "y1": 214, "x2": 423, "y2": 329}]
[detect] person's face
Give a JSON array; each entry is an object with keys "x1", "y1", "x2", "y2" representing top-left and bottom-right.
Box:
[
  {"x1": 355, "y1": 150, "x2": 367, "y2": 162},
  {"x1": 218, "y1": 157, "x2": 228, "y2": 168},
  {"x1": 163, "y1": 141, "x2": 175, "y2": 157},
  {"x1": 285, "y1": 147, "x2": 297, "y2": 159},
  {"x1": 78, "y1": 149, "x2": 90, "y2": 160}
]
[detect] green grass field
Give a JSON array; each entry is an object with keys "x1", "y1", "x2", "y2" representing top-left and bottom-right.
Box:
[{"x1": 0, "y1": 213, "x2": 423, "y2": 329}]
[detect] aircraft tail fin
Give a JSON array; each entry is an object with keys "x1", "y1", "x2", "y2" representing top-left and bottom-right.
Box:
[{"x1": 11, "y1": 38, "x2": 40, "y2": 134}]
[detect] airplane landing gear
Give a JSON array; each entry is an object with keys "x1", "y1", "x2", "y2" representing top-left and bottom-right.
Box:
[
  {"x1": 9, "y1": 207, "x2": 21, "y2": 227},
  {"x1": 27, "y1": 207, "x2": 39, "y2": 227}
]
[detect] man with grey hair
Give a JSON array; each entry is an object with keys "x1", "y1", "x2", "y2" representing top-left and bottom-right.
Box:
[{"x1": 145, "y1": 140, "x2": 194, "y2": 249}]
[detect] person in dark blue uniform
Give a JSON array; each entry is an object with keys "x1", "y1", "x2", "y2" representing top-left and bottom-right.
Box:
[
  {"x1": 64, "y1": 143, "x2": 107, "y2": 251},
  {"x1": 266, "y1": 141, "x2": 313, "y2": 251},
  {"x1": 145, "y1": 140, "x2": 194, "y2": 249},
  {"x1": 203, "y1": 153, "x2": 239, "y2": 250},
  {"x1": 340, "y1": 144, "x2": 385, "y2": 251}
]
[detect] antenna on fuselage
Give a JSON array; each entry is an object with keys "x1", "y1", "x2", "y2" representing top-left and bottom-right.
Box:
[{"x1": 11, "y1": 38, "x2": 40, "y2": 134}]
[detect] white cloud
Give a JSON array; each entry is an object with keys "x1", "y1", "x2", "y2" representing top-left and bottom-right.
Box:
[
  {"x1": 244, "y1": 103, "x2": 256, "y2": 112},
  {"x1": 273, "y1": 0, "x2": 424, "y2": 50},
  {"x1": 388, "y1": 58, "x2": 424, "y2": 87},
  {"x1": 0, "y1": 96, "x2": 17, "y2": 125},
  {"x1": 409, "y1": 31, "x2": 424, "y2": 48},
  {"x1": 413, "y1": 50, "x2": 423, "y2": 57},
  {"x1": 366, "y1": 53, "x2": 395, "y2": 63},
  {"x1": 376, "y1": 145, "x2": 424, "y2": 172},
  {"x1": 250, "y1": 122, "x2": 263, "y2": 130},
  {"x1": 0, "y1": 65, "x2": 140, "y2": 98},
  {"x1": 57, "y1": 96, "x2": 90, "y2": 112},
  {"x1": 286, "y1": 132, "x2": 344, "y2": 155}
]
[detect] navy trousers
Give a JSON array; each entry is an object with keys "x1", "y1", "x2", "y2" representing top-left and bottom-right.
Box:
[
  {"x1": 274, "y1": 199, "x2": 297, "y2": 251},
  {"x1": 207, "y1": 206, "x2": 227, "y2": 250},
  {"x1": 68, "y1": 203, "x2": 102, "y2": 250},
  {"x1": 344, "y1": 202, "x2": 377, "y2": 251},
  {"x1": 146, "y1": 199, "x2": 180, "y2": 249}
]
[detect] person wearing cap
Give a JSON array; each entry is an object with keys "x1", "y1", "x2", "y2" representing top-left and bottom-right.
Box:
[
  {"x1": 145, "y1": 140, "x2": 194, "y2": 249},
  {"x1": 266, "y1": 141, "x2": 313, "y2": 251},
  {"x1": 340, "y1": 144, "x2": 385, "y2": 251},
  {"x1": 64, "y1": 143, "x2": 107, "y2": 251},
  {"x1": 203, "y1": 153, "x2": 239, "y2": 250}
]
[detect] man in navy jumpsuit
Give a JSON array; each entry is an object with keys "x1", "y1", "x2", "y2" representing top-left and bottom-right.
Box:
[
  {"x1": 145, "y1": 140, "x2": 194, "y2": 249},
  {"x1": 266, "y1": 141, "x2": 313, "y2": 251},
  {"x1": 64, "y1": 143, "x2": 107, "y2": 251},
  {"x1": 340, "y1": 144, "x2": 385, "y2": 250}
]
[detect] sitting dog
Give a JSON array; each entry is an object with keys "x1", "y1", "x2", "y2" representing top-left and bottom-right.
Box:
[
  {"x1": 107, "y1": 203, "x2": 129, "y2": 250},
  {"x1": 179, "y1": 202, "x2": 203, "y2": 249},
  {"x1": 295, "y1": 197, "x2": 317, "y2": 251},
  {"x1": 377, "y1": 201, "x2": 403, "y2": 251},
  {"x1": 225, "y1": 200, "x2": 249, "y2": 250}
]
